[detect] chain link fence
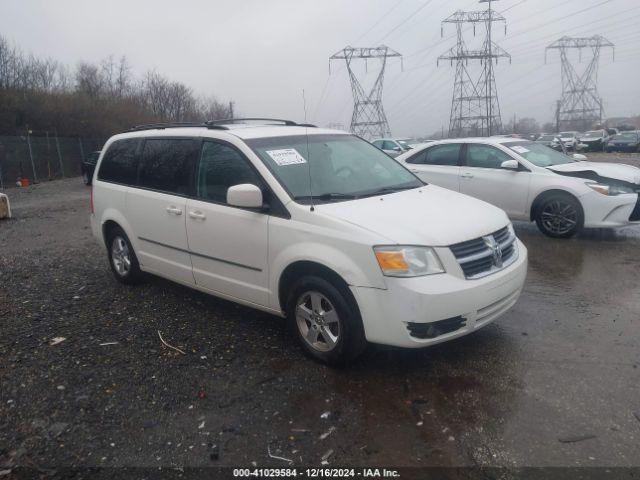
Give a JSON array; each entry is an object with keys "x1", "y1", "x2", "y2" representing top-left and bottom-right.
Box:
[{"x1": 0, "y1": 133, "x2": 105, "y2": 189}]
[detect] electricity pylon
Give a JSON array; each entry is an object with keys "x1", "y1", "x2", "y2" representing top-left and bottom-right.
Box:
[
  {"x1": 438, "y1": 0, "x2": 510, "y2": 137},
  {"x1": 330, "y1": 46, "x2": 402, "y2": 139},
  {"x1": 546, "y1": 35, "x2": 614, "y2": 132}
]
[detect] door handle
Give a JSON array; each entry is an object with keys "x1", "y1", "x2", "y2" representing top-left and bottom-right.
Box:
[
  {"x1": 166, "y1": 206, "x2": 183, "y2": 215},
  {"x1": 188, "y1": 210, "x2": 206, "y2": 220},
  {"x1": 461, "y1": 172, "x2": 474, "y2": 179}
]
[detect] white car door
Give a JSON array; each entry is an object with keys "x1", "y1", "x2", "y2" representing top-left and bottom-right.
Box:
[
  {"x1": 459, "y1": 143, "x2": 530, "y2": 218},
  {"x1": 126, "y1": 138, "x2": 198, "y2": 285},
  {"x1": 185, "y1": 140, "x2": 269, "y2": 307},
  {"x1": 402, "y1": 143, "x2": 462, "y2": 192}
]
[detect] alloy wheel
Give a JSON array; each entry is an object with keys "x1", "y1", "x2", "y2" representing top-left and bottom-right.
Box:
[
  {"x1": 541, "y1": 200, "x2": 578, "y2": 235},
  {"x1": 295, "y1": 291, "x2": 341, "y2": 352},
  {"x1": 111, "y1": 236, "x2": 131, "y2": 276}
]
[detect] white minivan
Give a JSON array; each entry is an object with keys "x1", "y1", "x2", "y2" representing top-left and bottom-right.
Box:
[{"x1": 90, "y1": 119, "x2": 528, "y2": 365}]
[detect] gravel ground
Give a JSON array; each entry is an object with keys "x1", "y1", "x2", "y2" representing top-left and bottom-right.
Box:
[{"x1": 1, "y1": 156, "x2": 640, "y2": 475}]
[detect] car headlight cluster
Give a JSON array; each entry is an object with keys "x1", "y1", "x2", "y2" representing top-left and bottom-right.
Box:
[
  {"x1": 374, "y1": 246, "x2": 445, "y2": 277},
  {"x1": 586, "y1": 182, "x2": 635, "y2": 196}
]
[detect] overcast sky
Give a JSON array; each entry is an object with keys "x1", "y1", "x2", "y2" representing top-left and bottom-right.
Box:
[{"x1": 2, "y1": 0, "x2": 639, "y2": 137}]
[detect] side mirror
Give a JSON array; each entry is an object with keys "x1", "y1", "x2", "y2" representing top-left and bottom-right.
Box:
[
  {"x1": 393, "y1": 146, "x2": 402, "y2": 152},
  {"x1": 227, "y1": 184, "x2": 263, "y2": 208},
  {"x1": 572, "y1": 153, "x2": 587, "y2": 161},
  {"x1": 500, "y1": 159, "x2": 519, "y2": 170}
]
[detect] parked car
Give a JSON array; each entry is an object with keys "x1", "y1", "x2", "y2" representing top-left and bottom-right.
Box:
[
  {"x1": 535, "y1": 134, "x2": 559, "y2": 148},
  {"x1": 558, "y1": 132, "x2": 583, "y2": 151},
  {"x1": 396, "y1": 138, "x2": 640, "y2": 238},
  {"x1": 82, "y1": 150, "x2": 101, "y2": 185},
  {"x1": 579, "y1": 130, "x2": 610, "y2": 152},
  {"x1": 606, "y1": 131, "x2": 640, "y2": 153},
  {"x1": 90, "y1": 119, "x2": 527, "y2": 365},
  {"x1": 371, "y1": 138, "x2": 415, "y2": 157}
]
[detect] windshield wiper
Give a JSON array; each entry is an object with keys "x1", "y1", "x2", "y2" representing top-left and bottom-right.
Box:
[
  {"x1": 359, "y1": 185, "x2": 420, "y2": 197},
  {"x1": 294, "y1": 192, "x2": 358, "y2": 202}
]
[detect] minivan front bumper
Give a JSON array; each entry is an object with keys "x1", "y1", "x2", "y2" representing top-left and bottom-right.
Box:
[{"x1": 351, "y1": 239, "x2": 528, "y2": 348}]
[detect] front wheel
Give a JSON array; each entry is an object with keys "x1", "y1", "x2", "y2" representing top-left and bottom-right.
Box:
[
  {"x1": 535, "y1": 194, "x2": 583, "y2": 239},
  {"x1": 286, "y1": 276, "x2": 366, "y2": 366}
]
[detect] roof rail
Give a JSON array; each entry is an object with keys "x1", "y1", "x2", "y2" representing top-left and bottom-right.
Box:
[
  {"x1": 206, "y1": 118, "x2": 316, "y2": 127},
  {"x1": 129, "y1": 122, "x2": 229, "y2": 132}
]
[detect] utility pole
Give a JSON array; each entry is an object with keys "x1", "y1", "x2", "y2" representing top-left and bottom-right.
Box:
[
  {"x1": 546, "y1": 35, "x2": 614, "y2": 132},
  {"x1": 438, "y1": 1, "x2": 510, "y2": 138},
  {"x1": 330, "y1": 46, "x2": 402, "y2": 140},
  {"x1": 229, "y1": 101, "x2": 235, "y2": 119}
]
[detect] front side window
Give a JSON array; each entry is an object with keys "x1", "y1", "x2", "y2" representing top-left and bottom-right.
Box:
[
  {"x1": 372, "y1": 140, "x2": 383, "y2": 148},
  {"x1": 97, "y1": 139, "x2": 140, "y2": 185},
  {"x1": 247, "y1": 134, "x2": 422, "y2": 204},
  {"x1": 138, "y1": 138, "x2": 198, "y2": 195},
  {"x1": 466, "y1": 144, "x2": 513, "y2": 169},
  {"x1": 196, "y1": 142, "x2": 263, "y2": 204},
  {"x1": 382, "y1": 140, "x2": 398, "y2": 151},
  {"x1": 505, "y1": 141, "x2": 575, "y2": 167}
]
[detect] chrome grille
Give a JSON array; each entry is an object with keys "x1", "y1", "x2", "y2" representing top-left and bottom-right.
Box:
[{"x1": 450, "y1": 226, "x2": 518, "y2": 279}]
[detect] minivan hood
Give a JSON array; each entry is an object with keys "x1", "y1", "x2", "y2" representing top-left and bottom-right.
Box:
[
  {"x1": 547, "y1": 161, "x2": 640, "y2": 184},
  {"x1": 316, "y1": 185, "x2": 509, "y2": 246}
]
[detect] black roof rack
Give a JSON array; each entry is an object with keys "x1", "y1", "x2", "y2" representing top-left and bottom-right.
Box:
[
  {"x1": 129, "y1": 122, "x2": 229, "y2": 132},
  {"x1": 206, "y1": 118, "x2": 316, "y2": 127},
  {"x1": 129, "y1": 118, "x2": 317, "y2": 132}
]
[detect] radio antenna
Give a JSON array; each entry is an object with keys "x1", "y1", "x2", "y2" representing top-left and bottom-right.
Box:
[{"x1": 302, "y1": 89, "x2": 314, "y2": 212}]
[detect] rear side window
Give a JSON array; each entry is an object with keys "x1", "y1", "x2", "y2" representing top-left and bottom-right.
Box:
[
  {"x1": 97, "y1": 139, "x2": 140, "y2": 184},
  {"x1": 138, "y1": 139, "x2": 199, "y2": 195},
  {"x1": 408, "y1": 144, "x2": 460, "y2": 166},
  {"x1": 196, "y1": 141, "x2": 263, "y2": 204}
]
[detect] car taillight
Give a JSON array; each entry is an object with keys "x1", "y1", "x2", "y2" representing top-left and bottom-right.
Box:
[{"x1": 90, "y1": 187, "x2": 94, "y2": 214}]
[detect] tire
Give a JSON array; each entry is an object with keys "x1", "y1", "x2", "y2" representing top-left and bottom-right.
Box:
[
  {"x1": 106, "y1": 227, "x2": 144, "y2": 284},
  {"x1": 534, "y1": 193, "x2": 584, "y2": 239},
  {"x1": 285, "y1": 275, "x2": 366, "y2": 366}
]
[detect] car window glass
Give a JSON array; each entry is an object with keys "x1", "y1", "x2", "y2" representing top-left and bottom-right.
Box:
[
  {"x1": 405, "y1": 150, "x2": 428, "y2": 164},
  {"x1": 97, "y1": 139, "x2": 140, "y2": 185},
  {"x1": 372, "y1": 140, "x2": 383, "y2": 148},
  {"x1": 197, "y1": 142, "x2": 262, "y2": 204},
  {"x1": 382, "y1": 141, "x2": 394, "y2": 150},
  {"x1": 138, "y1": 138, "x2": 198, "y2": 195},
  {"x1": 424, "y1": 144, "x2": 460, "y2": 166},
  {"x1": 466, "y1": 144, "x2": 513, "y2": 169}
]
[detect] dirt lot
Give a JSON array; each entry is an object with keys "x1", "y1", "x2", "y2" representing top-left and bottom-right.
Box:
[{"x1": 1, "y1": 154, "x2": 640, "y2": 475}]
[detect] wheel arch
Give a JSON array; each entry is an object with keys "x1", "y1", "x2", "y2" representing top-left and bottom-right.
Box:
[
  {"x1": 529, "y1": 189, "x2": 584, "y2": 222},
  {"x1": 278, "y1": 261, "x2": 358, "y2": 314}
]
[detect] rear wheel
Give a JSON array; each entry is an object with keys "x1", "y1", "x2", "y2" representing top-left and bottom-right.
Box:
[
  {"x1": 286, "y1": 275, "x2": 366, "y2": 366},
  {"x1": 535, "y1": 193, "x2": 583, "y2": 239},
  {"x1": 107, "y1": 227, "x2": 144, "y2": 284}
]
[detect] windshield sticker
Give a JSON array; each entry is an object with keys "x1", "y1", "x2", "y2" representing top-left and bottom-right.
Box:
[
  {"x1": 266, "y1": 148, "x2": 307, "y2": 166},
  {"x1": 511, "y1": 146, "x2": 530, "y2": 154}
]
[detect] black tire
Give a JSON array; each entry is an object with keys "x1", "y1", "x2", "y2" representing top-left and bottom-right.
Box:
[
  {"x1": 285, "y1": 275, "x2": 366, "y2": 366},
  {"x1": 534, "y1": 193, "x2": 584, "y2": 239},
  {"x1": 106, "y1": 227, "x2": 144, "y2": 284}
]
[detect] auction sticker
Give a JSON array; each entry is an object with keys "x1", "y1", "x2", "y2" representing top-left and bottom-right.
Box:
[{"x1": 267, "y1": 148, "x2": 307, "y2": 166}]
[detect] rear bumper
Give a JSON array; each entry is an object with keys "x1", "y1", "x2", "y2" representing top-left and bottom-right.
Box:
[{"x1": 351, "y1": 240, "x2": 528, "y2": 348}]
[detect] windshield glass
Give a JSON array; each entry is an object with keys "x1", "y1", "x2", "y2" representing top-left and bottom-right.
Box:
[
  {"x1": 583, "y1": 130, "x2": 604, "y2": 138},
  {"x1": 559, "y1": 132, "x2": 575, "y2": 138},
  {"x1": 615, "y1": 132, "x2": 639, "y2": 140},
  {"x1": 505, "y1": 141, "x2": 576, "y2": 167},
  {"x1": 538, "y1": 135, "x2": 556, "y2": 141},
  {"x1": 247, "y1": 134, "x2": 423, "y2": 204},
  {"x1": 397, "y1": 139, "x2": 413, "y2": 148}
]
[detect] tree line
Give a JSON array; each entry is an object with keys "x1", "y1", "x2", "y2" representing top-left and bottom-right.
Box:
[{"x1": 0, "y1": 34, "x2": 231, "y2": 138}]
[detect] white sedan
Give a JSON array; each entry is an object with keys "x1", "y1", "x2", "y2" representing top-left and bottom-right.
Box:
[{"x1": 396, "y1": 138, "x2": 640, "y2": 238}]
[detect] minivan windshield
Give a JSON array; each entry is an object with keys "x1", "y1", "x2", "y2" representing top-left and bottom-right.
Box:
[
  {"x1": 505, "y1": 141, "x2": 576, "y2": 167},
  {"x1": 247, "y1": 134, "x2": 423, "y2": 204}
]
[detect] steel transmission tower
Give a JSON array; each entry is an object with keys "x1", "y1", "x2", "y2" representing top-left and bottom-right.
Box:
[
  {"x1": 438, "y1": 0, "x2": 510, "y2": 137},
  {"x1": 546, "y1": 35, "x2": 614, "y2": 132},
  {"x1": 330, "y1": 46, "x2": 402, "y2": 139}
]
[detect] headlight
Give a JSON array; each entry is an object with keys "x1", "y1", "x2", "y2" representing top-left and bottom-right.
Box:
[
  {"x1": 374, "y1": 246, "x2": 444, "y2": 277},
  {"x1": 586, "y1": 182, "x2": 635, "y2": 196}
]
